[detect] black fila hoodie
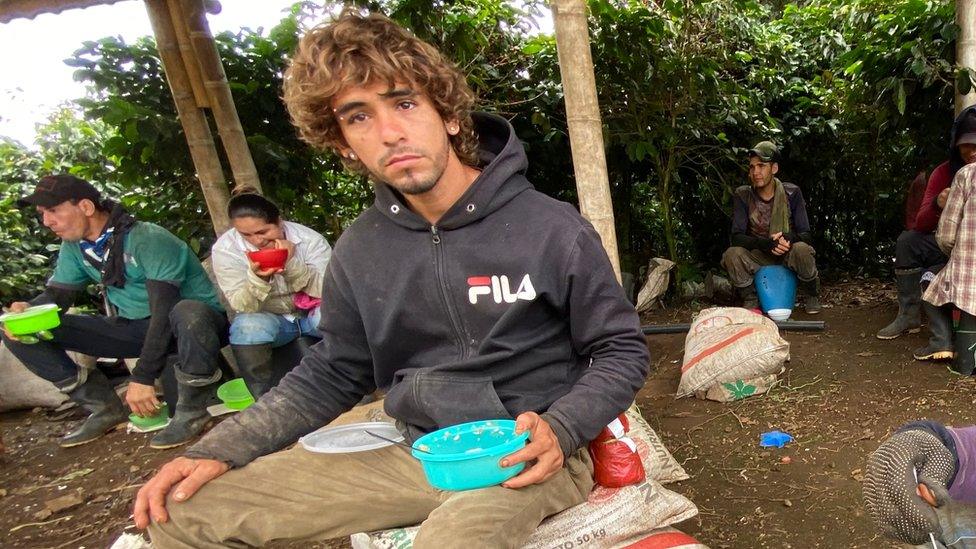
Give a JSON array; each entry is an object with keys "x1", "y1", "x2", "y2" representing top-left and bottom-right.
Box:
[{"x1": 186, "y1": 113, "x2": 650, "y2": 467}]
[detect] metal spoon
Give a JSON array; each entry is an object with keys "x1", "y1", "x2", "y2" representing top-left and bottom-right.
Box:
[{"x1": 364, "y1": 429, "x2": 433, "y2": 454}]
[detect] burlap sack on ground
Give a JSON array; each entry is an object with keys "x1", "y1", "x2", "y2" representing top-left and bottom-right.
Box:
[
  {"x1": 0, "y1": 344, "x2": 95, "y2": 412},
  {"x1": 617, "y1": 526, "x2": 709, "y2": 548},
  {"x1": 636, "y1": 258, "x2": 676, "y2": 313},
  {"x1": 350, "y1": 479, "x2": 698, "y2": 549},
  {"x1": 694, "y1": 369, "x2": 783, "y2": 403},
  {"x1": 676, "y1": 307, "x2": 789, "y2": 398},
  {"x1": 624, "y1": 403, "x2": 688, "y2": 484},
  {"x1": 351, "y1": 404, "x2": 695, "y2": 549}
]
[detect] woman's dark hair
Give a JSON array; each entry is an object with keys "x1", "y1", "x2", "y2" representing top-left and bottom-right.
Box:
[{"x1": 227, "y1": 186, "x2": 280, "y2": 224}]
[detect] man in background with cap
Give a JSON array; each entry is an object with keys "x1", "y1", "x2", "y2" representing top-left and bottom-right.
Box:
[
  {"x1": 1, "y1": 174, "x2": 228, "y2": 449},
  {"x1": 721, "y1": 140, "x2": 821, "y2": 314},
  {"x1": 877, "y1": 106, "x2": 976, "y2": 363}
]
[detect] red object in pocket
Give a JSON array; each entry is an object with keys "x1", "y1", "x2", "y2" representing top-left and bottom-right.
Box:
[{"x1": 588, "y1": 414, "x2": 646, "y2": 488}]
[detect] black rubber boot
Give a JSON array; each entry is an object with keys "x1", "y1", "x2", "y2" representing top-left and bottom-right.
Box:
[
  {"x1": 800, "y1": 277, "x2": 822, "y2": 315},
  {"x1": 149, "y1": 382, "x2": 217, "y2": 449},
  {"x1": 877, "y1": 269, "x2": 923, "y2": 339},
  {"x1": 736, "y1": 284, "x2": 759, "y2": 309},
  {"x1": 914, "y1": 302, "x2": 955, "y2": 361},
  {"x1": 231, "y1": 343, "x2": 275, "y2": 399},
  {"x1": 60, "y1": 369, "x2": 128, "y2": 448},
  {"x1": 953, "y1": 311, "x2": 976, "y2": 375}
]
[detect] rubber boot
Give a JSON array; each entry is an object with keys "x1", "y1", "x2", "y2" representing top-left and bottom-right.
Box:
[
  {"x1": 953, "y1": 311, "x2": 976, "y2": 375},
  {"x1": 149, "y1": 381, "x2": 217, "y2": 449},
  {"x1": 877, "y1": 269, "x2": 923, "y2": 339},
  {"x1": 914, "y1": 302, "x2": 955, "y2": 361},
  {"x1": 800, "y1": 277, "x2": 822, "y2": 315},
  {"x1": 60, "y1": 369, "x2": 128, "y2": 448},
  {"x1": 736, "y1": 284, "x2": 759, "y2": 310},
  {"x1": 231, "y1": 343, "x2": 275, "y2": 399}
]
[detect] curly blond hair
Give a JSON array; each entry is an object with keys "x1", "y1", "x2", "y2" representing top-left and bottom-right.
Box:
[{"x1": 282, "y1": 11, "x2": 479, "y2": 173}]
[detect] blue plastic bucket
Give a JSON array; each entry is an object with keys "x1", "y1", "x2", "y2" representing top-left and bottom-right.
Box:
[
  {"x1": 755, "y1": 265, "x2": 797, "y2": 321},
  {"x1": 411, "y1": 419, "x2": 529, "y2": 491}
]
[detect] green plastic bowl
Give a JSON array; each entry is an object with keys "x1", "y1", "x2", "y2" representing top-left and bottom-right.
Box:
[
  {"x1": 217, "y1": 378, "x2": 255, "y2": 410},
  {"x1": 0, "y1": 304, "x2": 60, "y2": 336},
  {"x1": 129, "y1": 403, "x2": 170, "y2": 430}
]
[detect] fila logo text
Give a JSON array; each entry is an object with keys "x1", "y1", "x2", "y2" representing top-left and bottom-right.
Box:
[{"x1": 467, "y1": 275, "x2": 537, "y2": 304}]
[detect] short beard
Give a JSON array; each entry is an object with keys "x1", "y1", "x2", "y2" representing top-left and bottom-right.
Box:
[
  {"x1": 395, "y1": 172, "x2": 440, "y2": 195},
  {"x1": 379, "y1": 140, "x2": 450, "y2": 196}
]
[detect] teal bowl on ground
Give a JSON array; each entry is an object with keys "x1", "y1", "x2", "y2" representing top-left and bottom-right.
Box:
[{"x1": 411, "y1": 419, "x2": 529, "y2": 491}]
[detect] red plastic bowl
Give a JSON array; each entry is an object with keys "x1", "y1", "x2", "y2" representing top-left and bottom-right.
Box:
[{"x1": 247, "y1": 248, "x2": 288, "y2": 270}]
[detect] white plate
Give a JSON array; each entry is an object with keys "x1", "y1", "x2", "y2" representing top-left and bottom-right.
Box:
[{"x1": 299, "y1": 421, "x2": 404, "y2": 454}]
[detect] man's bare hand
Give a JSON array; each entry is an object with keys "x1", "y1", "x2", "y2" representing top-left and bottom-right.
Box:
[
  {"x1": 499, "y1": 412, "x2": 564, "y2": 489},
  {"x1": 2, "y1": 302, "x2": 31, "y2": 339},
  {"x1": 125, "y1": 382, "x2": 161, "y2": 417},
  {"x1": 133, "y1": 457, "x2": 229, "y2": 529},
  {"x1": 769, "y1": 232, "x2": 790, "y2": 256},
  {"x1": 937, "y1": 187, "x2": 951, "y2": 209},
  {"x1": 772, "y1": 237, "x2": 791, "y2": 256}
]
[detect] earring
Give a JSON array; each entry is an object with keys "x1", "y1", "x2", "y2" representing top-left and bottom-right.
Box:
[
  {"x1": 348, "y1": 152, "x2": 358, "y2": 161},
  {"x1": 448, "y1": 125, "x2": 459, "y2": 135}
]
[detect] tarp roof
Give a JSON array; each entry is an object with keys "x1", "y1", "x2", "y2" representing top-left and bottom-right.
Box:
[{"x1": 0, "y1": 0, "x2": 130, "y2": 23}]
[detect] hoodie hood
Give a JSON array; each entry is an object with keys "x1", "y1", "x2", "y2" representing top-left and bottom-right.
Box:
[
  {"x1": 949, "y1": 104, "x2": 976, "y2": 177},
  {"x1": 372, "y1": 112, "x2": 532, "y2": 230}
]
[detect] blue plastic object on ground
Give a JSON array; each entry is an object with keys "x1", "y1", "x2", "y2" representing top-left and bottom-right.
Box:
[
  {"x1": 411, "y1": 419, "x2": 529, "y2": 491},
  {"x1": 755, "y1": 265, "x2": 797, "y2": 321},
  {"x1": 759, "y1": 430, "x2": 793, "y2": 448}
]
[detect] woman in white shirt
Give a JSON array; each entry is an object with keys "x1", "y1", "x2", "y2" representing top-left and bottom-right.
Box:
[{"x1": 211, "y1": 189, "x2": 332, "y2": 398}]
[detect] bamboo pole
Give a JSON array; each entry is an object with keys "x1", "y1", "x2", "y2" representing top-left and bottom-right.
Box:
[
  {"x1": 165, "y1": 0, "x2": 209, "y2": 107},
  {"x1": 550, "y1": 0, "x2": 621, "y2": 282},
  {"x1": 145, "y1": 0, "x2": 231, "y2": 234},
  {"x1": 958, "y1": 0, "x2": 976, "y2": 114},
  {"x1": 179, "y1": 0, "x2": 263, "y2": 193}
]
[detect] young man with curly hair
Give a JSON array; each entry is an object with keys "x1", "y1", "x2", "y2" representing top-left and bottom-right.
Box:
[{"x1": 134, "y1": 12, "x2": 649, "y2": 548}]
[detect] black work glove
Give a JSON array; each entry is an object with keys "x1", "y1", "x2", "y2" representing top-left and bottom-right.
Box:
[
  {"x1": 920, "y1": 477, "x2": 976, "y2": 548},
  {"x1": 864, "y1": 428, "x2": 957, "y2": 544}
]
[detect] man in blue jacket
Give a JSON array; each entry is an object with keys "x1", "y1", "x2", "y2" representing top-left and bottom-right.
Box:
[
  {"x1": 722, "y1": 141, "x2": 821, "y2": 314},
  {"x1": 134, "y1": 12, "x2": 650, "y2": 549}
]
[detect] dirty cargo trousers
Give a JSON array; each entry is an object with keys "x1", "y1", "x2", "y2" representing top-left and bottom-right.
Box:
[
  {"x1": 721, "y1": 243, "x2": 818, "y2": 288},
  {"x1": 149, "y1": 444, "x2": 594, "y2": 549},
  {"x1": 1, "y1": 300, "x2": 228, "y2": 403}
]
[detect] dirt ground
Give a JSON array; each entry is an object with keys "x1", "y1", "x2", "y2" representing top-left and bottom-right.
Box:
[{"x1": 1, "y1": 278, "x2": 971, "y2": 548}]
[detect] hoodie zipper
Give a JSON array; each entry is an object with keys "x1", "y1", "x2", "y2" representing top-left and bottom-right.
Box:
[{"x1": 430, "y1": 225, "x2": 467, "y2": 359}]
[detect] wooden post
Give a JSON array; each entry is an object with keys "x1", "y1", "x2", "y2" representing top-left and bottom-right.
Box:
[
  {"x1": 550, "y1": 0, "x2": 621, "y2": 282},
  {"x1": 958, "y1": 0, "x2": 976, "y2": 114},
  {"x1": 145, "y1": 0, "x2": 231, "y2": 234},
  {"x1": 165, "y1": 0, "x2": 209, "y2": 108},
  {"x1": 179, "y1": 0, "x2": 263, "y2": 193}
]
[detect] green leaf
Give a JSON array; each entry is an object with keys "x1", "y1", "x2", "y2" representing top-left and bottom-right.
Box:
[
  {"x1": 843, "y1": 60, "x2": 863, "y2": 75},
  {"x1": 958, "y1": 69, "x2": 974, "y2": 96},
  {"x1": 896, "y1": 80, "x2": 906, "y2": 115}
]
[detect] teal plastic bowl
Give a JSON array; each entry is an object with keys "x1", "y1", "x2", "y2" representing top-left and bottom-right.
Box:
[{"x1": 411, "y1": 419, "x2": 529, "y2": 491}]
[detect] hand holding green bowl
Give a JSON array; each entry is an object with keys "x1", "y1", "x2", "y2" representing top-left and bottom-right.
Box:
[{"x1": 0, "y1": 304, "x2": 61, "y2": 344}]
